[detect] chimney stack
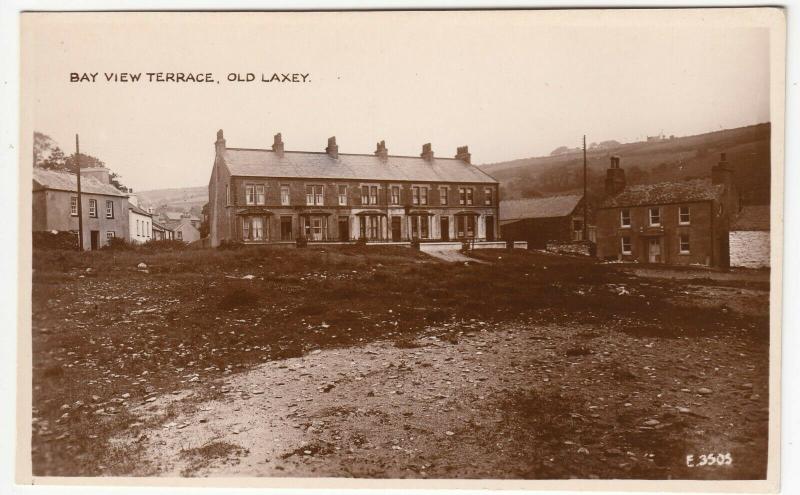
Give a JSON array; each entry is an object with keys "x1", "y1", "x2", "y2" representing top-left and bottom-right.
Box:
[
  {"x1": 712, "y1": 151, "x2": 734, "y2": 190},
  {"x1": 326, "y1": 136, "x2": 338, "y2": 159},
  {"x1": 272, "y1": 133, "x2": 285, "y2": 157},
  {"x1": 455, "y1": 145, "x2": 471, "y2": 164},
  {"x1": 420, "y1": 143, "x2": 434, "y2": 161},
  {"x1": 215, "y1": 129, "x2": 226, "y2": 156},
  {"x1": 604, "y1": 155, "x2": 626, "y2": 196},
  {"x1": 80, "y1": 167, "x2": 111, "y2": 185},
  {"x1": 374, "y1": 140, "x2": 388, "y2": 161}
]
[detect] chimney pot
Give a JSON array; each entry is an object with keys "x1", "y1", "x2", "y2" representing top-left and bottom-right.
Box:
[
  {"x1": 455, "y1": 145, "x2": 471, "y2": 164},
  {"x1": 420, "y1": 143, "x2": 434, "y2": 161},
  {"x1": 215, "y1": 129, "x2": 226, "y2": 155},
  {"x1": 326, "y1": 136, "x2": 339, "y2": 159},
  {"x1": 604, "y1": 155, "x2": 626, "y2": 196},
  {"x1": 374, "y1": 140, "x2": 388, "y2": 160},
  {"x1": 272, "y1": 132, "x2": 285, "y2": 156}
]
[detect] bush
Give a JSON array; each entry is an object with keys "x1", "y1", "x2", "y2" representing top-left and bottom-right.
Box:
[
  {"x1": 141, "y1": 239, "x2": 187, "y2": 251},
  {"x1": 32, "y1": 231, "x2": 78, "y2": 250},
  {"x1": 296, "y1": 236, "x2": 308, "y2": 248},
  {"x1": 218, "y1": 239, "x2": 244, "y2": 250},
  {"x1": 355, "y1": 237, "x2": 367, "y2": 246},
  {"x1": 410, "y1": 238, "x2": 420, "y2": 251},
  {"x1": 102, "y1": 237, "x2": 133, "y2": 251}
]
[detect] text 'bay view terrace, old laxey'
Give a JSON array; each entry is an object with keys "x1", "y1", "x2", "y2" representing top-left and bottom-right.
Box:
[{"x1": 208, "y1": 130, "x2": 500, "y2": 246}]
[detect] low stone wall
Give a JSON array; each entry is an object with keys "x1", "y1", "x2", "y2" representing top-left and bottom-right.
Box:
[
  {"x1": 730, "y1": 231, "x2": 770, "y2": 268},
  {"x1": 546, "y1": 240, "x2": 594, "y2": 257}
]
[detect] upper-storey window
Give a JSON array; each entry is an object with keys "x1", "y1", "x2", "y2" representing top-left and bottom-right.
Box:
[
  {"x1": 459, "y1": 188, "x2": 466, "y2": 205},
  {"x1": 412, "y1": 186, "x2": 428, "y2": 206},
  {"x1": 106, "y1": 200, "x2": 115, "y2": 219},
  {"x1": 281, "y1": 185, "x2": 290, "y2": 206},
  {"x1": 439, "y1": 187, "x2": 448, "y2": 205},
  {"x1": 246, "y1": 184, "x2": 266, "y2": 205},
  {"x1": 338, "y1": 185, "x2": 348, "y2": 206},
  {"x1": 466, "y1": 188, "x2": 474, "y2": 206},
  {"x1": 679, "y1": 206, "x2": 691, "y2": 225},
  {"x1": 649, "y1": 207, "x2": 661, "y2": 226},
  {"x1": 361, "y1": 185, "x2": 378, "y2": 205},
  {"x1": 390, "y1": 186, "x2": 400, "y2": 205},
  {"x1": 306, "y1": 185, "x2": 324, "y2": 206},
  {"x1": 70, "y1": 196, "x2": 78, "y2": 216},
  {"x1": 89, "y1": 199, "x2": 97, "y2": 218},
  {"x1": 484, "y1": 187, "x2": 493, "y2": 205},
  {"x1": 620, "y1": 208, "x2": 631, "y2": 227}
]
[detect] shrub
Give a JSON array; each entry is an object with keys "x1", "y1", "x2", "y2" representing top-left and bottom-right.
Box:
[
  {"x1": 32, "y1": 231, "x2": 78, "y2": 250},
  {"x1": 218, "y1": 239, "x2": 244, "y2": 250},
  {"x1": 102, "y1": 237, "x2": 133, "y2": 251},
  {"x1": 410, "y1": 238, "x2": 420, "y2": 250},
  {"x1": 296, "y1": 236, "x2": 308, "y2": 248},
  {"x1": 355, "y1": 236, "x2": 367, "y2": 246},
  {"x1": 141, "y1": 239, "x2": 187, "y2": 251}
]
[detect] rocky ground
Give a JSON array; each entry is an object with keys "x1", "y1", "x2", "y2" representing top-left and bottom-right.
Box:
[{"x1": 30, "y1": 246, "x2": 771, "y2": 479}]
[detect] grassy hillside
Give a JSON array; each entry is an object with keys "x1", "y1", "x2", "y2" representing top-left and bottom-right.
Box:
[
  {"x1": 135, "y1": 185, "x2": 207, "y2": 212},
  {"x1": 482, "y1": 123, "x2": 771, "y2": 205}
]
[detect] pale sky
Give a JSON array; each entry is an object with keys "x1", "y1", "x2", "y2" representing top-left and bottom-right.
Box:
[{"x1": 22, "y1": 10, "x2": 772, "y2": 192}]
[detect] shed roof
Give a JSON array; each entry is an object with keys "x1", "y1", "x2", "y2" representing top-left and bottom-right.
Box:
[
  {"x1": 222, "y1": 148, "x2": 498, "y2": 184},
  {"x1": 32, "y1": 168, "x2": 126, "y2": 197},
  {"x1": 599, "y1": 178, "x2": 724, "y2": 208},
  {"x1": 731, "y1": 205, "x2": 770, "y2": 231},
  {"x1": 499, "y1": 194, "x2": 582, "y2": 222}
]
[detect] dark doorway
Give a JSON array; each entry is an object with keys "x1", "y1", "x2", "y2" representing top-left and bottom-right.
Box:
[
  {"x1": 90, "y1": 230, "x2": 99, "y2": 250},
  {"x1": 440, "y1": 216, "x2": 449, "y2": 241},
  {"x1": 391, "y1": 217, "x2": 401, "y2": 242},
  {"x1": 280, "y1": 216, "x2": 292, "y2": 241},
  {"x1": 338, "y1": 217, "x2": 349, "y2": 241},
  {"x1": 485, "y1": 216, "x2": 494, "y2": 241}
]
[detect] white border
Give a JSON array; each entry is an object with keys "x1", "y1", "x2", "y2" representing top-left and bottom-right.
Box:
[{"x1": 1, "y1": 2, "x2": 796, "y2": 495}]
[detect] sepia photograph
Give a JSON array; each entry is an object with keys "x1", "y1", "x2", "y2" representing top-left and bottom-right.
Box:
[{"x1": 11, "y1": 6, "x2": 787, "y2": 491}]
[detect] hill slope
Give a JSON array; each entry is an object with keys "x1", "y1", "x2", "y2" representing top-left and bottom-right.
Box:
[
  {"x1": 135, "y1": 186, "x2": 208, "y2": 212},
  {"x1": 481, "y1": 123, "x2": 771, "y2": 205}
]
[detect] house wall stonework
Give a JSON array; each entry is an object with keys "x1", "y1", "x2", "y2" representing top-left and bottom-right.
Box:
[
  {"x1": 596, "y1": 200, "x2": 721, "y2": 266},
  {"x1": 32, "y1": 189, "x2": 129, "y2": 249},
  {"x1": 730, "y1": 231, "x2": 769, "y2": 268},
  {"x1": 211, "y1": 171, "x2": 498, "y2": 245}
]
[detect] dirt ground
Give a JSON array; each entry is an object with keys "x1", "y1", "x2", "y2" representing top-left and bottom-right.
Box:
[{"x1": 30, "y1": 246, "x2": 770, "y2": 479}]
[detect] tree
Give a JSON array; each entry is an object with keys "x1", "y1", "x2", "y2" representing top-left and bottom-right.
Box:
[{"x1": 199, "y1": 203, "x2": 210, "y2": 238}]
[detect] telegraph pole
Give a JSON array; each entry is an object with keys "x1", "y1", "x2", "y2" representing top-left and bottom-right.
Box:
[
  {"x1": 582, "y1": 135, "x2": 588, "y2": 242},
  {"x1": 75, "y1": 134, "x2": 84, "y2": 251}
]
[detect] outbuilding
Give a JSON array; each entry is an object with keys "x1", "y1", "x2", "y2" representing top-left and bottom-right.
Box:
[{"x1": 729, "y1": 205, "x2": 770, "y2": 269}]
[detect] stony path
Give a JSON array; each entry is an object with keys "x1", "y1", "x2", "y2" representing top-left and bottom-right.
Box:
[
  {"x1": 117, "y1": 320, "x2": 769, "y2": 479},
  {"x1": 419, "y1": 244, "x2": 487, "y2": 263}
]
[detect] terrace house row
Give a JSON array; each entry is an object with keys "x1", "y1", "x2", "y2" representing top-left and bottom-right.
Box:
[{"x1": 208, "y1": 131, "x2": 499, "y2": 246}]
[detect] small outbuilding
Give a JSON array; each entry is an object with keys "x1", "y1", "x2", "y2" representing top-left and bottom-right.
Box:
[
  {"x1": 729, "y1": 205, "x2": 770, "y2": 269},
  {"x1": 499, "y1": 194, "x2": 591, "y2": 249}
]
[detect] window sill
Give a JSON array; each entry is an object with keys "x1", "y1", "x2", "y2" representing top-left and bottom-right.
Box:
[{"x1": 679, "y1": 222, "x2": 691, "y2": 226}]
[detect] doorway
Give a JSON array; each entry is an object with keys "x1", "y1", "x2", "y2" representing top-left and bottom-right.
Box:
[
  {"x1": 338, "y1": 217, "x2": 349, "y2": 241},
  {"x1": 440, "y1": 216, "x2": 449, "y2": 241},
  {"x1": 90, "y1": 230, "x2": 99, "y2": 250},
  {"x1": 280, "y1": 216, "x2": 292, "y2": 241},
  {"x1": 391, "y1": 217, "x2": 401, "y2": 242},
  {"x1": 647, "y1": 237, "x2": 662, "y2": 263},
  {"x1": 485, "y1": 216, "x2": 494, "y2": 241}
]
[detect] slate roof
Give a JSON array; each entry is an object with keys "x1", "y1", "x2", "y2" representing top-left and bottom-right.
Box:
[
  {"x1": 499, "y1": 194, "x2": 582, "y2": 222},
  {"x1": 128, "y1": 204, "x2": 152, "y2": 217},
  {"x1": 32, "y1": 168, "x2": 126, "y2": 197},
  {"x1": 222, "y1": 148, "x2": 498, "y2": 184},
  {"x1": 152, "y1": 220, "x2": 173, "y2": 232},
  {"x1": 599, "y1": 179, "x2": 724, "y2": 208},
  {"x1": 731, "y1": 205, "x2": 770, "y2": 231}
]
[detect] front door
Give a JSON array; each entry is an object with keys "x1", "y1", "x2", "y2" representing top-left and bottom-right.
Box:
[
  {"x1": 648, "y1": 238, "x2": 662, "y2": 263},
  {"x1": 391, "y1": 217, "x2": 401, "y2": 242},
  {"x1": 485, "y1": 216, "x2": 494, "y2": 241},
  {"x1": 440, "y1": 217, "x2": 449, "y2": 241},
  {"x1": 280, "y1": 216, "x2": 292, "y2": 240},
  {"x1": 90, "y1": 230, "x2": 99, "y2": 250},
  {"x1": 338, "y1": 217, "x2": 349, "y2": 241}
]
